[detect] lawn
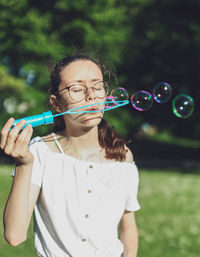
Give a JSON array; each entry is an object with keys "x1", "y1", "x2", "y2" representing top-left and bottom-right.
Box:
[{"x1": 0, "y1": 164, "x2": 199, "y2": 257}]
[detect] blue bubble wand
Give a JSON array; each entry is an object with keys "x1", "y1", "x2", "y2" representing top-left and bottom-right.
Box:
[{"x1": 11, "y1": 100, "x2": 129, "y2": 130}]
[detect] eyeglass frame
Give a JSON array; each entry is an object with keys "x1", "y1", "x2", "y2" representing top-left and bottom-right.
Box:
[{"x1": 56, "y1": 81, "x2": 109, "y2": 102}]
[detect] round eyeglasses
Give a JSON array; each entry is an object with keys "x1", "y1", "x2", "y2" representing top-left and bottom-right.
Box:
[{"x1": 57, "y1": 81, "x2": 109, "y2": 102}]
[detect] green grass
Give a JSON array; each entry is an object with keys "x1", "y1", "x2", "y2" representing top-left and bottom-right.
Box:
[
  {"x1": 0, "y1": 164, "x2": 200, "y2": 257},
  {"x1": 0, "y1": 164, "x2": 36, "y2": 257},
  {"x1": 146, "y1": 130, "x2": 200, "y2": 148},
  {"x1": 136, "y1": 169, "x2": 200, "y2": 257}
]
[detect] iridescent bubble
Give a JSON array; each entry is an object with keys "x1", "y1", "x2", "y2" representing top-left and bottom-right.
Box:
[
  {"x1": 172, "y1": 94, "x2": 194, "y2": 118},
  {"x1": 110, "y1": 87, "x2": 129, "y2": 103},
  {"x1": 153, "y1": 82, "x2": 172, "y2": 103},
  {"x1": 131, "y1": 91, "x2": 153, "y2": 111},
  {"x1": 105, "y1": 96, "x2": 116, "y2": 109}
]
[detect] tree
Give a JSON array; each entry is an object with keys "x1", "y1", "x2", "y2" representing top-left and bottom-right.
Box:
[
  {"x1": 119, "y1": 0, "x2": 200, "y2": 139},
  {"x1": 0, "y1": 0, "x2": 132, "y2": 136},
  {"x1": 1, "y1": 0, "x2": 200, "y2": 139}
]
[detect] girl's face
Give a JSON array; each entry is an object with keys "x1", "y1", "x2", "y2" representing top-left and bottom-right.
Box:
[{"x1": 51, "y1": 60, "x2": 106, "y2": 129}]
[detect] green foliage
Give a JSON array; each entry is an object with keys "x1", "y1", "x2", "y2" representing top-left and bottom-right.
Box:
[
  {"x1": 0, "y1": 64, "x2": 47, "y2": 135},
  {"x1": 0, "y1": 65, "x2": 25, "y2": 93},
  {"x1": 0, "y1": 0, "x2": 200, "y2": 139},
  {"x1": 119, "y1": 0, "x2": 200, "y2": 139},
  {"x1": 0, "y1": 0, "x2": 132, "y2": 136}
]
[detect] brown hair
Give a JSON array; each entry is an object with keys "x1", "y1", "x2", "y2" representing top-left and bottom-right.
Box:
[{"x1": 49, "y1": 55, "x2": 127, "y2": 162}]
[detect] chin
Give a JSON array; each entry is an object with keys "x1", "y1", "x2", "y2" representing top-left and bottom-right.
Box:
[{"x1": 82, "y1": 116, "x2": 103, "y2": 126}]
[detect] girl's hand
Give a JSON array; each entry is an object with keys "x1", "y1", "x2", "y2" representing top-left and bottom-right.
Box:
[{"x1": 0, "y1": 118, "x2": 34, "y2": 166}]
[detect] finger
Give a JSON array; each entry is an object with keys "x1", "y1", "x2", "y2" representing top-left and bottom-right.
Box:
[
  {"x1": 12, "y1": 124, "x2": 33, "y2": 157},
  {"x1": 15, "y1": 124, "x2": 33, "y2": 146},
  {"x1": 10, "y1": 119, "x2": 26, "y2": 135},
  {"x1": 4, "y1": 119, "x2": 26, "y2": 155},
  {"x1": 0, "y1": 118, "x2": 15, "y2": 149}
]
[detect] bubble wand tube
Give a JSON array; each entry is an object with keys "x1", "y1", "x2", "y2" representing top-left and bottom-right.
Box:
[{"x1": 11, "y1": 100, "x2": 129, "y2": 130}]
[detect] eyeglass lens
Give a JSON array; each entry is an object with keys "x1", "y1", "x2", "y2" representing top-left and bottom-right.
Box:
[{"x1": 69, "y1": 82, "x2": 108, "y2": 101}]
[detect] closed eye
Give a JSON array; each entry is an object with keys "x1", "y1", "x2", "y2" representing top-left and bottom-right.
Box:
[{"x1": 70, "y1": 85, "x2": 86, "y2": 92}]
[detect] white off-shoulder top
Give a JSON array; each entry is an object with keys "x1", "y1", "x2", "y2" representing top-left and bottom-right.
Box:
[{"x1": 11, "y1": 135, "x2": 140, "y2": 257}]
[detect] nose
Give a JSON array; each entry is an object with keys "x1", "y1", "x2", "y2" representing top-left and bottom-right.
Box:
[{"x1": 86, "y1": 87, "x2": 96, "y2": 102}]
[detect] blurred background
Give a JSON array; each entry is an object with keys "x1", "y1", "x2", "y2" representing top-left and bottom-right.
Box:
[{"x1": 0, "y1": 0, "x2": 200, "y2": 256}]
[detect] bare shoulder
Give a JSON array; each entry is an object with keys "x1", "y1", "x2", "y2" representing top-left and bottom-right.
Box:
[
  {"x1": 40, "y1": 133, "x2": 57, "y2": 151},
  {"x1": 125, "y1": 146, "x2": 134, "y2": 163},
  {"x1": 41, "y1": 133, "x2": 54, "y2": 144},
  {"x1": 41, "y1": 131, "x2": 68, "y2": 153}
]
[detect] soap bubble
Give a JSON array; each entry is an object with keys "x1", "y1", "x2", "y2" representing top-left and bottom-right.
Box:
[
  {"x1": 172, "y1": 94, "x2": 194, "y2": 118},
  {"x1": 110, "y1": 87, "x2": 129, "y2": 104},
  {"x1": 131, "y1": 91, "x2": 153, "y2": 111},
  {"x1": 105, "y1": 96, "x2": 116, "y2": 109},
  {"x1": 153, "y1": 82, "x2": 172, "y2": 103}
]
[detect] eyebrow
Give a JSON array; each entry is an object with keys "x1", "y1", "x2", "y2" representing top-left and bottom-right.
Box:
[{"x1": 65, "y1": 79, "x2": 102, "y2": 84}]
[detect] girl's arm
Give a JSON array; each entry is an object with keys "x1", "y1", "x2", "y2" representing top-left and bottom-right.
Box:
[
  {"x1": 119, "y1": 210, "x2": 139, "y2": 257},
  {"x1": 3, "y1": 165, "x2": 40, "y2": 246},
  {"x1": 1, "y1": 118, "x2": 40, "y2": 246},
  {"x1": 120, "y1": 148, "x2": 139, "y2": 257}
]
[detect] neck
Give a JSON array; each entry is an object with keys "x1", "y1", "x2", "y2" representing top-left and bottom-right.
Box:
[{"x1": 63, "y1": 125, "x2": 100, "y2": 150}]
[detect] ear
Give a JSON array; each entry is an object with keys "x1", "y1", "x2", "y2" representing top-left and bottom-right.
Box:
[{"x1": 50, "y1": 94, "x2": 62, "y2": 113}]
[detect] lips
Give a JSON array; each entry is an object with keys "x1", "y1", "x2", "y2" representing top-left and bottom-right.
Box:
[{"x1": 85, "y1": 106, "x2": 99, "y2": 112}]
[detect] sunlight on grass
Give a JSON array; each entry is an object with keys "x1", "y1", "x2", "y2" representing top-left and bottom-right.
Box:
[
  {"x1": 146, "y1": 130, "x2": 200, "y2": 148},
  {"x1": 0, "y1": 164, "x2": 200, "y2": 257},
  {"x1": 136, "y1": 169, "x2": 200, "y2": 257},
  {"x1": 0, "y1": 164, "x2": 36, "y2": 257}
]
